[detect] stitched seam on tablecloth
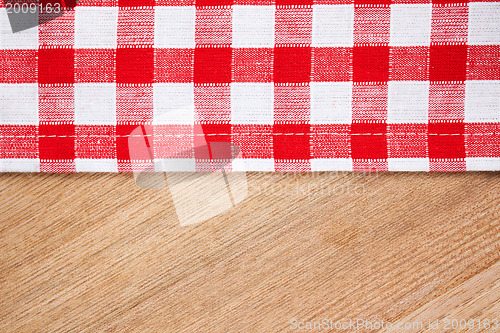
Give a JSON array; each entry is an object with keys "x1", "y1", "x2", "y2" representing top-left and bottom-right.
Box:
[{"x1": 0, "y1": 133, "x2": 499, "y2": 138}]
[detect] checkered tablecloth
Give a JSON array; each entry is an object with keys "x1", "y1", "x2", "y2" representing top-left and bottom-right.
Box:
[{"x1": 0, "y1": 0, "x2": 499, "y2": 172}]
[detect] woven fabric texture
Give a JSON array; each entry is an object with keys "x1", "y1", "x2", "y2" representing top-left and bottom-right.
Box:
[{"x1": 0, "y1": 0, "x2": 499, "y2": 172}]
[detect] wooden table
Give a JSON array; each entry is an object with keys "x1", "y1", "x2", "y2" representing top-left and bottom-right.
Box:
[{"x1": 1, "y1": 172, "x2": 499, "y2": 332}]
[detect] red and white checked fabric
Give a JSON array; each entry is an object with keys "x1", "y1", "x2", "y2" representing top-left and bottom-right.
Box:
[{"x1": 0, "y1": 0, "x2": 499, "y2": 172}]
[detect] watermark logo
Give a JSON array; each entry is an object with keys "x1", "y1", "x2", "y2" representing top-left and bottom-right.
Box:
[
  {"x1": 128, "y1": 124, "x2": 248, "y2": 227},
  {"x1": 126, "y1": 124, "x2": 376, "y2": 226},
  {"x1": 4, "y1": 0, "x2": 79, "y2": 33}
]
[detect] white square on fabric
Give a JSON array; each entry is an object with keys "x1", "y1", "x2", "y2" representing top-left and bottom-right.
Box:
[
  {"x1": 155, "y1": 6, "x2": 195, "y2": 48},
  {"x1": 0, "y1": 9, "x2": 38, "y2": 49},
  {"x1": 153, "y1": 83, "x2": 194, "y2": 124},
  {"x1": 388, "y1": 81, "x2": 429, "y2": 124},
  {"x1": 466, "y1": 158, "x2": 500, "y2": 171},
  {"x1": 468, "y1": 3, "x2": 500, "y2": 45},
  {"x1": 0, "y1": 83, "x2": 38, "y2": 125},
  {"x1": 465, "y1": 81, "x2": 500, "y2": 122},
  {"x1": 389, "y1": 4, "x2": 431, "y2": 46},
  {"x1": 388, "y1": 158, "x2": 429, "y2": 171},
  {"x1": 75, "y1": 83, "x2": 116, "y2": 125},
  {"x1": 312, "y1": 5, "x2": 354, "y2": 47},
  {"x1": 0, "y1": 159, "x2": 39, "y2": 172},
  {"x1": 75, "y1": 159, "x2": 118, "y2": 172},
  {"x1": 311, "y1": 159, "x2": 353, "y2": 171},
  {"x1": 75, "y1": 7, "x2": 118, "y2": 48},
  {"x1": 310, "y1": 82, "x2": 352, "y2": 124},
  {"x1": 232, "y1": 5, "x2": 274, "y2": 47},
  {"x1": 231, "y1": 158, "x2": 274, "y2": 171},
  {"x1": 231, "y1": 83, "x2": 273, "y2": 124}
]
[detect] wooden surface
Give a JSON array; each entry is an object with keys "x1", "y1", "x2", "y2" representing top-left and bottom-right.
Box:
[{"x1": 0, "y1": 172, "x2": 499, "y2": 332}]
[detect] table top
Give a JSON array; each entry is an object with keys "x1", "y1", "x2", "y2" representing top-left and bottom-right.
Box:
[{"x1": 0, "y1": 172, "x2": 499, "y2": 332}]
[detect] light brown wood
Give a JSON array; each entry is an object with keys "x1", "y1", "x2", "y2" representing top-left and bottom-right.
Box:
[
  {"x1": 0, "y1": 172, "x2": 499, "y2": 332},
  {"x1": 382, "y1": 261, "x2": 500, "y2": 333}
]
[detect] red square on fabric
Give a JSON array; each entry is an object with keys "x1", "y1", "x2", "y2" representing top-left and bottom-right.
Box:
[
  {"x1": 234, "y1": 0, "x2": 273, "y2": 4},
  {"x1": 78, "y1": 0, "x2": 118, "y2": 5},
  {"x1": 194, "y1": 85, "x2": 231, "y2": 123},
  {"x1": 466, "y1": 124, "x2": 500, "y2": 158},
  {"x1": 275, "y1": 7, "x2": 313, "y2": 45},
  {"x1": 63, "y1": 0, "x2": 79, "y2": 8},
  {"x1": 431, "y1": 6, "x2": 468, "y2": 44},
  {"x1": 466, "y1": 45, "x2": 500, "y2": 80},
  {"x1": 0, "y1": 50, "x2": 37, "y2": 83},
  {"x1": 195, "y1": 123, "x2": 232, "y2": 160},
  {"x1": 429, "y1": 45, "x2": 467, "y2": 82},
  {"x1": 154, "y1": 125, "x2": 194, "y2": 159},
  {"x1": 116, "y1": 124, "x2": 153, "y2": 161},
  {"x1": 274, "y1": 47, "x2": 312, "y2": 84},
  {"x1": 232, "y1": 125, "x2": 273, "y2": 159},
  {"x1": 352, "y1": 84, "x2": 388, "y2": 121},
  {"x1": 155, "y1": 48, "x2": 194, "y2": 83},
  {"x1": 276, "y1": 0, "x2": 313, "y2": 5},
  {"x1": 311, "y1": 124, "x2": 350, "y2": 158},
  {"x1": 196, "y1": 8, "x2": 232, "y2": 45},
  {"x1": 354, "y1": 0, "x2": 390, "y2": 5},
  {"x1": 354, "y1": 7, "x2": 390, "y2": 45},
  {"x1": 0, "y1": 126, "x2": 38, "y2": 159},
  {"x1": 429, "y1": 160, "x2": 466, "y2": 172},
  {"x1": 76, "y1": 126, "x2": 116, "y2": 159},
  {"x1": 233, "y1": 48, "x2": 273, "y2": 82},
  {"x1": 156, "y1": 0, "x2": 193, "y2": 4},
  {"x1": 428, "y1": 83, "x2": 465, "y2": 121},
  {"x1": 197, "y1": 124, "x2": 231, "y2": 141},
  {"x1": 351, "y1": 122, "x2": 388, "y2": 160},
  {"x1": 353, "y1": 46, "x2": 389, "y2": 83},
  {"x1": 116, "y1": 85, "x2": 153, "y2": 123},
  {"x1": 194, "y1": 47, "x2": 232, "y2": 84},
  {"x1": 196, "y1": 0, "x2": 233, "y2": 6},
  {"x1": 428, "y1": 122, "x2": 465, "y2": 159},
  {"x1": 39, "y1": 160, "x2": 76, "y2": 173},
  {"x1": 118, "y1": 8, "x2": 155, "y2": 46},
  {"x1": 352, "y1": 159, "x2": 388, "y2": 171},
  {"x1": 39, "y1": 124, "x2": 75, "y2": 160},
  {"x1": 274, "y1": 85, "x2": 310, "y2": 123},
  {"x1": 392, "y1": 0, "x2": 430, "y2": 3},
  {"x1": 274, "y1": 160, "x2": 311, "y2": 172},
  {"x1": 38, "y1": 10, "x2": 74, "y2": 47},
  {"x1": 116, "y1": 47, "x2": 154, "y2": 84},
  {"x1": 38, "y1": 86, "x2": 75, "y2": 123},
  {"x1": 38, "y1": 48, "x2": 75, "y2": 85},
  {"x1": 389, "y1": 46, "x2": 429, "y2": 81},
  {"x1": 273, "y1": 124, "x2": 311, "y2": 160},
  {"x1": 432, "y1": 0, "x2": 467, "y2": 5},
  {"x1": 312, "y1": 47, "x2": 352, "y2": 82},
  {"x1": 314, "y1": 0, "x2": 352, "y2": 3},
  {"x1": 119, "y1": 0, "x2": 154, "y2": 6},
  {"x1": 75, "y1": 49, "x2": 115, "y2": 83},
  {"x1": 388, "y1": 124, "x2": 427, "y2": 158}
]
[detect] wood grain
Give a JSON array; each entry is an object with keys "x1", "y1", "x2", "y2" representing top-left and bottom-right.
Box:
[
  {"x1": 0, "y1": 172, "x2": 499, "y2": 332},
  {"x1": 382, "y1": 261, "x2": 500, "y2": 333}
]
